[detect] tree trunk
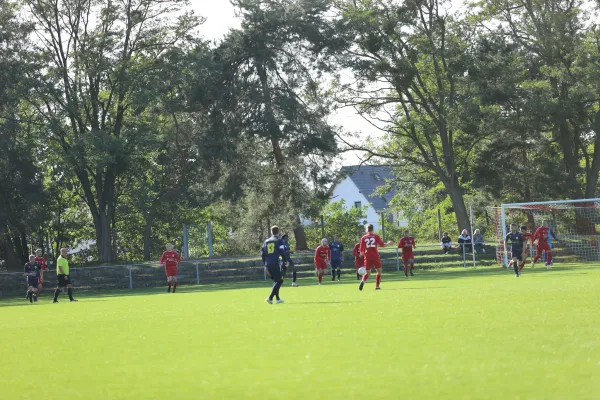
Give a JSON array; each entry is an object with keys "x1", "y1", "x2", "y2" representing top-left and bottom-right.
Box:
[
  {"x1": 143, "y1": 206, "x2": 160, "y2": 261},
  {"x1": 95, "y1": 213, "x2": 113, "y2": 263},
  {"x1": 1, "y1": 229, "x2": 21, "y2": 271},
  {"x1": 446, "y1": 183, "x2": 470, "y2": 234},
  {"x1": 293, "y1": 215, "x2": 308, "y2": 250},
  {"x1": 585, "y1": 110, "x2": 600, "y2": 199}
]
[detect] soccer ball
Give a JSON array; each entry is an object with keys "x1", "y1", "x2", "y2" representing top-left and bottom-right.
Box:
[{"x1": 357, "y1": 267, "x2": 367, "y2": 276}]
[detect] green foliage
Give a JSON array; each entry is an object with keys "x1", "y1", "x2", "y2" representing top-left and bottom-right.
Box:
[{"x1": 304, "y1": 200, "x2": 367, "y2": 249}]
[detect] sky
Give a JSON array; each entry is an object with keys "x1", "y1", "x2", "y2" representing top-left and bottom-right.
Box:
[{"x1": 192, "y1": 0, "x2": 376, "y2": 167}]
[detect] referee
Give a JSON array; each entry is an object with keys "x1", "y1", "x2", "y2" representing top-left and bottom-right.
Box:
[
  {"x1": 262, "y1": 226, "x2": 285, "y2": 304},
  {"x1": 53, "y1": 248, "x2": 78, "y2": 303}
]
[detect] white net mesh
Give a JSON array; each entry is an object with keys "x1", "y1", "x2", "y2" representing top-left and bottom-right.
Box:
[{"x1": 490, "y1": 199, "x2": 600, "y2": 266}]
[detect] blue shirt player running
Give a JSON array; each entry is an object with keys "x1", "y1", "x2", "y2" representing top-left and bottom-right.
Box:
[
  {"x1": 505, "y1": 223, "x2": 526, "y2": 278},
  {"x1": 329, "y1": 237, "x2": 344, "y2": 281},
  {"x1": 279, "y1": 234, "x2": 298, "y2": 287},
  {"x1": 262, "y1": 225, "x2": 286, "y2": 304},
  {"x1": 23, "y1": 255, "x2": 42, "y2": 303}
]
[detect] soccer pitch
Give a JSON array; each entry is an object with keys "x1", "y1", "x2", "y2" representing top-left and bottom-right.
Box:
[{"x1": 1, "y1": 265, "x2": 598, "y2": 400}]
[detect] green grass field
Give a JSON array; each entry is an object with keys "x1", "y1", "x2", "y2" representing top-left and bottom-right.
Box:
[{"x1": 1, "y1": 264, "x2": 599, "y2": 400}]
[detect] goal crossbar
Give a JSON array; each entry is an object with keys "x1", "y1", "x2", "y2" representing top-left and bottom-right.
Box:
[{"x1": 494, "y1": 198, "x2": 600, "y2": 267}]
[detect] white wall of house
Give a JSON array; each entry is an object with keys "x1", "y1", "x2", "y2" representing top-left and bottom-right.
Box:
[{"x1": 331, "y1": 177, "x2": 381, "y2": 231}]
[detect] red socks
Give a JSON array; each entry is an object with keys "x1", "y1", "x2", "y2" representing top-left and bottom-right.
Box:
[
  {"x1": 362, "y1": 273, "x2": 370, "y2": 282},
  {"x1": 547, "y1": 252, "x2": 552, "y2": 265},
  {"x1": 318, "y1": 275, "x2": 322, "y2": 283},
  {"x1": 376, "y1": 274, "x2": 381, "y2": 287}
]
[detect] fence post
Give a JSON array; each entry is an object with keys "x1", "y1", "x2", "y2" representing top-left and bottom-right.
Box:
[
  {"x1": 396, "y1": 248, "x2": 400, "y2": 272},
  {"x1": 207, "y1": 221, "x2": 214, "y2": 257},
  {"x1": 128, "y1": 266, "x2": 133, "y2": 289},
  {"x1": 183, "y1": 224, "x2": 189, "y2": 258},
  {"x1": 196, "y1": 262, "x2": 200, "y2": 285}
]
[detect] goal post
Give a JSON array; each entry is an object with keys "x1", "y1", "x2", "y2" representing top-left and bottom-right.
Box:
[{"x1": 490, "y1": 198, "x2": 600, "y2": 267}]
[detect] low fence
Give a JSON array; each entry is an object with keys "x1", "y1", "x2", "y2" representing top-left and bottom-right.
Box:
[{"x1": 0, "y1": 244, "x2": 495, "y2": 296}]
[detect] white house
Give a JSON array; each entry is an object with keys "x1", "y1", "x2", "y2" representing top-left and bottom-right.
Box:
[{"x1": 329, "y1": 165, "x2": 406, "y2": 231}]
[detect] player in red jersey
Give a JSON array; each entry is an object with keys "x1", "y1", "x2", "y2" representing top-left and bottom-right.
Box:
[
  {"x1": 398, "y1": 230, "x2": 416, "y2": 277},
  {"x1": 531, "y1": 220, "x2": 557, "y2": 267},
  {"x1": 314, "y1": 239, "x2": 331, "y2": 285},
  {"x1": 34, "y1": 249, "x2": 47, "y2": 296},
  {"x1": 160, "y1": 243, "x2": 181, "y2": 293},
  {"x1": 358, "y1": 224, "x2": 385, "y2": 291},
  {"x1": 352, "y1": 240, "x2": 364, "y2": 280}
]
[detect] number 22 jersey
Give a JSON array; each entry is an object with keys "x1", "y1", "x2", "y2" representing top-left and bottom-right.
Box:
[{"x1": 359, "y1": 233, "x2": 385, "y2": 259}]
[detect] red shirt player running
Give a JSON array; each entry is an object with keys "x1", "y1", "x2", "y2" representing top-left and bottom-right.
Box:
[
  {"x1": 160, "y1": 244, "x2": 181, "y2": 293},
  {"x1": 34, "y1": 249, "x2": 48, "y2": 296},
  {"x1": 398, "y1": 230, "x2": 416, "y2": 277},
  {"x1": 359, "y1": 224, "x2": 385, "y2": 291},
  {"x1": 532, "y1": 220, "x2": 557, "y2": 267},
  {"x1": 352, "y1": 241, "x2": 364, "y2": 280},
  {"x1": 314, "y1": 238, "x2": 331, "y2": 285}
]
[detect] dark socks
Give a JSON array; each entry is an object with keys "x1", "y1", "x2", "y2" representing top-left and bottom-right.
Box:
[
  {"x1": 269, "y1": 280, "x2": 282, "y2": 300},
  {"x1": 68, "y1": 288, "x2": 74, "y2": 301},
  {"x1": 53, "y1": 288, "x2": 60, "y2": 302},
  {"x1": 168, "y1": 283, "x2": 171, "y2": 293},
  {"x1": 28, "y1": 290, "x2": 33, "y2": 303},
  {"x1": 337, "y1": 269, "x2": 341, "y2": 280},
  {"x1": 173, "y1": 283, "x2": 177, "y2": 293},
  {"x1": 292, "y1": 270, "x2": 297, "y2": 283}
]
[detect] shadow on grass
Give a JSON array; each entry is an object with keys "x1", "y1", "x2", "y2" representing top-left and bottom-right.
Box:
[{"x1": 0, "y1": 264, "x2": 595, "y2": 307}]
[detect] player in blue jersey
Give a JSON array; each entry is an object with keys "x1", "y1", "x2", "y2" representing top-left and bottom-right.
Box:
[
  {"x1": 23, "y1": 255, "x2": 42, "y2": 303},
  {"x1": 262, "y1": 226, "x2": 286, "y2": 304},
  {"x1": 280, "y1": 234, "x2": 298, "y2": 287},
  {"x1": 505, "y1": 223, "x2": 526, "y2": 277},
  {"x1": 329, "y1": 236, "x2": 344, "y2": 281}
]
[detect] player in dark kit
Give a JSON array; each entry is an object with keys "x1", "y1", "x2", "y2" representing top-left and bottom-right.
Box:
[
  {"x1": 24, "y1": 255, "x2": 42, "y2": 303},
  {"x1": 329, "y1": 236, "x2": 344, "y2": 281},
  {"x1": 280, "y1": 234, "x2": 298, "y2": 287},
  {"x1": 505, "y1": 223, "x2": 525, "y2": 277},
  {"x1": 262, "y1": 226, "x2": 286, "y2": 304}
]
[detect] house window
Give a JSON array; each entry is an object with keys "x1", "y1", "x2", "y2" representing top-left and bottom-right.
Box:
[{"x1": 354, "y1": 201, "x2": 362, "y2": 209}]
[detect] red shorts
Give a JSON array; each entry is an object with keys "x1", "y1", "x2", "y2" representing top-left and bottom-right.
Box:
[
  {"x1": 401, "y1": 251, "x2": 414, "y2": 262},
  {"x1": 165, "y1": 266, "x2": 178, "y2": 277},
  {"x1": 364, "y1": 257, "x2": 382, "y2": 269},
  {"x1": 537, "y1": 242, "x2": 551, "y2": 253},
  {"x1": 314, "y1": 260, "x2": 328, "y2": 270}
]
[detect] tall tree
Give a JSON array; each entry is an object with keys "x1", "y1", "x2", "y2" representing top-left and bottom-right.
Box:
[
  {"x1": 24, "y1": 0, "x2": 201, "y2": 261},
  {"x1": 0, "y1": 1, "x2": 46, "y2": 269},
  {"x1": 476, "y1": 0, "x2": 600, "y2": 198},
  {"x1": 213, "y1": 0, "x2": 339, "y2": 248},
  {"x1": 321, "y1": 0, "x2": 484, "y2": 231}
]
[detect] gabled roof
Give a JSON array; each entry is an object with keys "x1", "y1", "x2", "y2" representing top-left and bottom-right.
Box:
[{"x1": 338, "y1": 165, "x2": 396, "y2": 211}]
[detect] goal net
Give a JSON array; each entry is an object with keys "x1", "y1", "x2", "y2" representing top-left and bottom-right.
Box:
[{"x1": 490, "y1": 199, "x2": 600, "y2": 267}]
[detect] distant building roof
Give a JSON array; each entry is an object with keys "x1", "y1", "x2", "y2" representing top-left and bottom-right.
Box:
[{"x1": 338, "y1": 165, "x2": 396, "y2": 211}]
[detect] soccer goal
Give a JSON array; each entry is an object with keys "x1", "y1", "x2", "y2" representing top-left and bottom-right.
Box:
[{"x1": 490, "y1": 199, "x2": 600, "y2": 267}]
